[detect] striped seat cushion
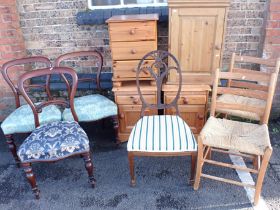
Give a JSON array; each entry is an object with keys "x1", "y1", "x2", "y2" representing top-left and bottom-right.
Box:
[{"x1": 127, "y1": 115, "x2": 197, "y2": 152}]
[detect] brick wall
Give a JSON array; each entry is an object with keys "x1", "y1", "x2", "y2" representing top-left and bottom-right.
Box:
[
  {"x1": 16, "y1": 0, "x2": 268, "y2": 70},
  {"x1": 223, "y1": 0, "x2": 268, "y2": 69},
  {"x1": 0, "y1": 0, "x2": 26, "y2": 121},
  {"x1": 263, "y1": 0, "x2": 280, "y2": 118},
  {"x1": 16, "y1": 0, "x2": 112, "y2": 71},
  {"x1": 0, "y1": 0, "x2": 278, "y2": 120}
]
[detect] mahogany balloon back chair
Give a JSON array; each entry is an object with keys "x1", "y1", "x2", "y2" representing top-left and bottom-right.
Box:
[
  {"x1": 17, "y1": 67, "x2": 95, "y2": 199},
  {"x1": 54, "y1": 51, "x2": 119, "y2": 142},
  {"x1": 0, "y1": 57, "x2": 62, "y2": 167},
  {"x1": 127, "y1": 50, "x2": 197, "y2": 186},
  {"x1": 194, "y1": 65, "x2": 279, "y2": 205}
]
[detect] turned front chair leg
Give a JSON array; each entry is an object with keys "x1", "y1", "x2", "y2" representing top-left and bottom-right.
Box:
[
  {"x1": 82, "y1": 152, "x2": 96, "y2": 188},
  {"x1": 5, "y1": 134, "x2": 20, "y2": 167},
  {"x1": 254, "y1": 147, "x2": 272, "y2": 206},
  {"x1": 194, "y1": 136, "x2": 204, "y2": 190},
  {"x1": 22, "y1": 162, "x2": 40, "y2": 199},
  {"x1": 128, "y1": 152, "x2": 136, "y2": 187},
  {"x1": 189, "y1": 152, "x2": 197, "y2": 185},
  {"x1": 112, "y1": 115, "x2": 120, "y2": 144}
]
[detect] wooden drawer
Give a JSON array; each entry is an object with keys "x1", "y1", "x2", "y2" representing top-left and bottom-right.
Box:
[
  {"x1": 113, "y1": 60, "x2": 155, "y2": 79},
  {"x1": 116, "y1": 94, "x2": 156, "y2": 105},
  {"x1": 109, "y1": 21, "x2": 156, "y2": 42},
  {"x1": 111, "y1": 41, "x2": 156, "y2": 60},
  {"x1": 165, "y1": 94, "x2": 206, "y2": 105}
]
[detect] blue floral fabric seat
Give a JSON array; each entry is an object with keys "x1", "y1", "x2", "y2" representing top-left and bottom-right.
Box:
[
  {"x1": 62, "y1": 94, "x2": 118, "y2": 122},
  {"x1": 17, "y1": 121, "x2": 90, "y2": 162},
  {"x1": 1, "y1": 104, "x2": 62, "y2": 135}
]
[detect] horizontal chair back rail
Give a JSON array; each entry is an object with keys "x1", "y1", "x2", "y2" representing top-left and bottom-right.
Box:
[
  {"x1": 18, "y1": 67, "x2": 79, "y2": 127},
  {"x1": 1, "y1": 56, "x2": 52, "y2": 107},
  {"x1": 217, "y1": 87, "x2": 268, "y2": 100},
  {"x1": 54, "y1": 50, "x2": 103, "y2": 91},
  {"x1": 234, "y1": 55, "x2": 278, "y2": 67},
  {"x1": 211, "y1": 68, "x2": 278, "y2": 124}
]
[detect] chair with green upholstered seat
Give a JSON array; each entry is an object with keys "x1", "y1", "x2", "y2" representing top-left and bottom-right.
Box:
[
  {"x1": 54, "y1": 51, "x2": 119, "y2": 142},
  {"x1": 0, "y1": 57, "x2": 62, "y2": 167}
]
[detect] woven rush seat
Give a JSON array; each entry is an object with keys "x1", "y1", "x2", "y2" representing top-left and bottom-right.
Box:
[
  {"x1": 127, "y1": 115, "x2": 197, "y2": 152},
  {"x1": 200, "y1": 116, "x2": 271, "y2": 156},
  {"x1": 17, "y1": 121, "x2": 90, "y2": 162},
  {"x1": 216, "y1": 94, "x2": 266, "y2": 121}
]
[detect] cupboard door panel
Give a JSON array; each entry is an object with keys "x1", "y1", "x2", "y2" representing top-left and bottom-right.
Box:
[
  {"x1": 165, "y1": 105, "x2": 205, "y2": 134},
  {"x1": 118, "y1": 105, "x2": 157, "y2": 134},
  {"x1": 169, "y1": 7, "x2": 226, "y2": 82}
]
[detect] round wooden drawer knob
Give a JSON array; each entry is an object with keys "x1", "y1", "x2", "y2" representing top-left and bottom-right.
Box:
[
  {"x1": 119, "y1": 113, "x2": 125, "y2": 119},
  {"x1": 143, "y1": 69, "x2": 149, "y2": 75},
  {"x1": 131, "y1": 49, "x2": 137, "y2": 54},
  {"x1": 130, "y1": 96, "x2": 139, "y2": 104},
  {"x1": 198, "y1": 114, "x2": 204, "y2": 120},
  {"x1": 130, "y1": 29, "x2": 135, "y2": 35},
  {"x1": 182, "y1": 97, "x2": 188, "y2": 104}
]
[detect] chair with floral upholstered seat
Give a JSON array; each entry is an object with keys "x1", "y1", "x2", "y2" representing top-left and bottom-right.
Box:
[
  {"x1": 54, "y1": 51, "x2": 119, "y2": 142},
  {"x1": 17, "y1": 67, "x2": 95, "y2": 199},
  {"x1": 0, "y1": 57, "x2": 62, "y2": 167}
]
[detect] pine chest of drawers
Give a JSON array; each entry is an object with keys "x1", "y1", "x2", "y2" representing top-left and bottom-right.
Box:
[{"x1": 106, "y1": 14, "x2": 158, "y2": 85}]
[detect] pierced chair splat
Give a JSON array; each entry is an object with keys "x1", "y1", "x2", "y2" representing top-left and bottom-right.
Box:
[
  {"x1": 193, "y1": 66, "x2": 279, "y2": 205},
  {"x1": 17, "y1": 67, "x2": 95, "y2": 199},
  {"x1": 127, "y1": 50, "x2": 197, "y2": 187},
  {"x1": 0, "y1": 56, "x2": 62, "y2": 167},
  {"x1": 54, "y1": 51, "x2": 119, "y2": 142}
]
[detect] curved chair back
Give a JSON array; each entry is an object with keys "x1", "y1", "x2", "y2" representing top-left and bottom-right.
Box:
[
  {"x1": 18, "y1": 67, "x2": 79, "y2": 127},
  {"x1": 136, "y1": 50, "x2": 182, "y2": 117},
  {"x1": 54, "y1": 51, "x2": 103, "y2": 94},
  {"x1": 1, "y1": 56, "x2": 52, "y2": 108}
]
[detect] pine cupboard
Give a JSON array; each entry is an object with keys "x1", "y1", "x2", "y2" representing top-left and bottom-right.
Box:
[{"x1": 167, "y1": 0, "x2": 230, "y2": 84}]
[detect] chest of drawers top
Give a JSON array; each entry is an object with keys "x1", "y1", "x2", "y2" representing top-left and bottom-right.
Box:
[{"x1": 106, "y1": 14, "x2": 158, "y2": 43}]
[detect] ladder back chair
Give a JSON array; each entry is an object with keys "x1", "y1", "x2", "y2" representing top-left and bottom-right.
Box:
[
  {"x1": 54, "y1": 51, "x2": 119, "y2": 142},
  {"x1": 194, "y1": 66, "x2": 279, "y2": 205},
  {"x1": 127, "y1": 50, "x2": 197, "y2": 186},
  {"x1": 216, "y1": 53, "x2": 280, "y2": 121},
  {"x1": 0, "y1": 57, "x2": 62, "y2": 167},
  {"x1": 17, "y1": 67, "x2": 95, "y2": 199}
]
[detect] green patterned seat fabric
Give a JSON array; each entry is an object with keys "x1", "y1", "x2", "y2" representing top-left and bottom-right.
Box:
[
  {"x1": 1, "y1": 104, "x2": 62, "y2": 135},
  {"x1": 62, "y1": 94, "x2": 118, "y2": 122}
]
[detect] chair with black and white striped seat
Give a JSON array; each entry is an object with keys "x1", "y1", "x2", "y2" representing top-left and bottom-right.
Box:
[{"x1": 127, "y1": 50, "x2": 197, "y2": 187}]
